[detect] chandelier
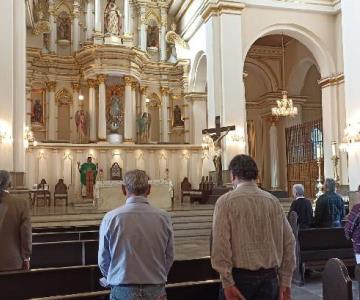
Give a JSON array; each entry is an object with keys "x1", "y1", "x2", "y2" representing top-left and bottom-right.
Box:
[
  {"x1": 271, "y1": 35, "x2": 298, "y2": 117},
  {"x1": 271, "y1": 91, "x2": 298, "y2": 117}
]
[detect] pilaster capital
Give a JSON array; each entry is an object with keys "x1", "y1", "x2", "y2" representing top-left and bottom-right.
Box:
[
  {"x1": 71, "y1": 82, "x2": 81, "y2": 92},
  {"x1": 124, "y1": 76, "x2": 133, "y2": 86},
  {"x1": 160, "y1": 87, "x2": 169, "y2": 96},
  {"x1": 46, "y1": 81, "x2": 57, "y2": 92},
  {"x1": 140, "y1": 86, "x2": 148, "y2": 94},
  {"x1": 263, "y1": 115, "x2": 281, "y2": 125},
  {"x1": 131, "y1": 81, "x2": 138, "y2": 90},
  {"x1": 318, "y1": 73, "x2": 344, "y2": 89},
  {"x1": 87, "y1": 79, "x2": 97, "y2": 88},
  {"x1": 201, "y1": 1, "x2": 245, "y2": 22},
  {"x1": 97, "y1": 74, "x2": 107, "y2": 84}
]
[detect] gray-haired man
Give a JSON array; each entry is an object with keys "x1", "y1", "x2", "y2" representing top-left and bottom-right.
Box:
[
  {"x1": 288, "y1": 184, "x2": 313, "y2": 228},
  {"x1": 98, "y1": 169, "x2": 174, "y2": 300}
]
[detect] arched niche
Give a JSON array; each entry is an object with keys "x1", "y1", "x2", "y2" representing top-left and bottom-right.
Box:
[
  {"x1": 191, "y1": 52, "x2": 207, "y2": 93},
  {"x1": 56, "y1": 88, "x2": 73, "y2": 141},
  {"x1": 147, "y1": 92, "x2": 161, "y2": 142}
]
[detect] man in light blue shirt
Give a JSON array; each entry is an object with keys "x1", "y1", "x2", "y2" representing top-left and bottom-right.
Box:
[{"x1": 98, "y1": 169, "x2": 174, "y2": 300}]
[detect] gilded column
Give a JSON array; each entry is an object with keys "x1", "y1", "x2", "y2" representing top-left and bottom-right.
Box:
[
  {"x1": 46, "y1": 81, "x2": 57, "y2": 140},
  {"x1": 124, "y1": 76, "x2": 133, "y2": 142},
  {"x1": 97, "y1": 74, "x2": 107, "y2": 141},
  {"x1": 138, "y1": 7, "x2": 147, "y2": 51},
  {"x1": 86, "y1": 0, "x2": 94, "y2": 40},
  {"x1": 160, "y1": 8, "x2": 167, "y2": 61},
  {"x1": 88, "y1": 79, "x2": 97, "y2": 142},
  {"x1": 71, "y1": 83, "x2": 80, "y2": 142},
  {"x1": 140, "y1": 86, "x2": 148, "y2": 113},
  {"x1": 49, "y1": 0, "x2": 57, "y2": 54},
  {"x1": 183, "y1": 96, "x2": 191, "y2": 143},
  {"x1": 160, "y1": 87, "x2": 170, "y2": 143},
  {"x1": 72, "y1": 0, "x2": 80, "y2": 52}
]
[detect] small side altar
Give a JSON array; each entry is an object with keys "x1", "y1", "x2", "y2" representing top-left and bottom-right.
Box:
[{"x1": 94, "y1": 180, "x2": 174, "y2": 210}]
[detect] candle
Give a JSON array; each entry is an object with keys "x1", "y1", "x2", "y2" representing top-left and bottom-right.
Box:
[
  {"x1": 316, "y1": 144, "x2": 321, "y2": 159},
  {"x1": 332, "y1": 142, "x2": 336, "y2": 157}
]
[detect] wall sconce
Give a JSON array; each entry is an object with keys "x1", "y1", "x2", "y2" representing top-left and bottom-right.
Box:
[
  {"x1": 24, "y1": 126, "x2": 37, "y2": 148},
  {"x1": 340, "y1": 123, "x2": 360, "y2": 152},
  {"x1": 228, "y1": 127, "x2": 246, "y2": 148}
]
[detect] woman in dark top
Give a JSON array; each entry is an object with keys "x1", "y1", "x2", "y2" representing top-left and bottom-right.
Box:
[
  {"x1": 345, "y1": 185, "x2": 360, "y2": 263},
  {"x1": 288, "y1": 184, "x2": 313, "y2": 228}
]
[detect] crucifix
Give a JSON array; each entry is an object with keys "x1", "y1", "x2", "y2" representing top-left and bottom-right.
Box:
[{"x1": 202, "y1": 116, "x2": 236, "y2": 186}]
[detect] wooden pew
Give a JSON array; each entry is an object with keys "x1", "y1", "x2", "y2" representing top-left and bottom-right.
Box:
[
  {"x1": 295, "y1": 226, "x2": 355, "y2": 285},
  {"x1": 32, "y1": 231, "x2": 99, "y2": 243},
  {"x1": 322, "y1": 258, "x2": 353, "y2": 300},
  {"x1": 0, "y1": 257, "x2": 218, "y2": 300},
  {"x1": 32, "y1": 240, "x2": 98, "y2": 268},
  {"x1": 33, "y1": 225, "x2": 99, "y2": 233},
  {"x1": 27, "y1": 280, "x2": 221, "y2": 300}
]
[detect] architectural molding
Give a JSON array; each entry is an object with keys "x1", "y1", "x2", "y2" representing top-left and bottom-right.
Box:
[
  {"x1": 318, "y1": 73, "x2": 344, "y2": 88},
  {"x1": 201, "y1": 1, "x2": 245, "y2": 22}
]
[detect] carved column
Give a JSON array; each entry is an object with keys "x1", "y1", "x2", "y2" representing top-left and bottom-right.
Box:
[
  {"x1": 86, "y1": 0, "x2": 94, "y2": 40},
  {"x1": 124, "y1": 76, "x2": 133, "y2": 142},
  {"x1": 94, "y1": 0, "x2": 102, "y2": 35},
  {"x1": 46, "y1": 81, "x2": 57, "y2": 140},
  {"x1": 97, "y1": 74, "x2": 107, "y2": 141},
  {"x1": 268, "y1": 117, "x2": 280, "y2": 190},
  {"x1": 71, "y1": 83, "x2": 80, "y2": 142},
  {"x1": 161, "y1": 87, "x2": 170, "y2": 143},
  {"x1": 131, "y1": 82, "x2": 138, "y2": 140},
  {"x1": 72, "y1": 0, "x2": 80, "y2": 51},
  {"x1": 184, "y1": 97, "x2": 191, "y2": 143},
  {"x1": 124, "y1": 0, "x2": 130, "y2": 36},
  {"x1": 138, "y1": 7, "x2": 147, "y2": 51},
  {"x1": 88, "y1": 79, "x2": 97, "y2": 142},
  {"x1": 49, "y1": 0, "x2": 57, "y2": 54},
  {"x1": 160, "y1": 8, "x2": 167, "y2": 61}
]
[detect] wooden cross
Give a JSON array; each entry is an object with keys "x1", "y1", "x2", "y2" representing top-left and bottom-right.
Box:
[
  {"x1": 202, "y1": 116, "x2": 236, "y2": 139},
  {"x1": 202, "y1": 116, "x2": 236, "y2": 186}
]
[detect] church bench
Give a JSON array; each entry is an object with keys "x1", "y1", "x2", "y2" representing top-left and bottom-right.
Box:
[
  {"x1": 296, "y1": 227, "x2": 355, "y2": 285},
  {"x1": 27, "y1": 280, "x2": 221, "y2": 300},
  {"x1": 33, "y1": 225, "x2": 99, "y2": 233},
  {"x1": 0, "y1": 257, "x2": 218, "y2": 300},
  {"x1": 32, "y1": 230, "x2": 99, "y2": 243},
  {"x1": 32, "y1": 240, "x2": 99, "y2": 268}
]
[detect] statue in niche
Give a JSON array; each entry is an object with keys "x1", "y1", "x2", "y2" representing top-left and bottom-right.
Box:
[
  {"x1": 32, "y1": 99, "x2": 43, "y2": 124},
  {"x1": 57, "y1": 12, "x2": 71, "y2": 41},
  {"x1": 147, "y1": 25, "x2": 159, "y2": 48},
  {"x1": 137, "y1": 112, "x2": 151, "y2": 143},
  {"x1": 104, "y1": 0, "x2": 122, "y2": 36},
  {"x1": 75, "y1": 109, "x2": 88, "y2": 143},
  {"x1": 173, "y1": 105, "x2": 184, "y2": 127},
  {"x1": 108, "y1": 91, "x2": 122, "y2": 133}
]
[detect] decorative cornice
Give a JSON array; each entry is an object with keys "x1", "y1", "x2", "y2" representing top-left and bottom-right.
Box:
[
  {"x1": 318, "y1": 73, "x2": 344, "y2": 88},
  {"x1": 201, "y1": 1, "x2": 245, "y2": 22},
  {"x1": 46, "y1": 81, "x2": 57, "y2": 92}
]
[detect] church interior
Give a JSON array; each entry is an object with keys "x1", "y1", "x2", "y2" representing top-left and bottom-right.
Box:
[{"x1": 1, "y1": 0, "x2": 360, "y2": 299}]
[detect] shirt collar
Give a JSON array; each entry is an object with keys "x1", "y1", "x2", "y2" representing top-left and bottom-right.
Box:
[
  {"x1": 296, "y1": 196, "x2": 304, "y2": 200},
  {"x1": 236, "y1": 181, "x2": 257, "y2": 189},
  {"x1": 125, "y1": 195, "x2": 149, "y2": 205}
]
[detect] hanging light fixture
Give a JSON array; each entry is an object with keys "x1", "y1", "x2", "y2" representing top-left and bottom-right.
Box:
[{"x1": 271, "y1": 35, "x2": 298, "y2": 117}]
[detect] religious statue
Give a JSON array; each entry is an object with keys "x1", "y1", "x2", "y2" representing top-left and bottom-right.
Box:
[
  {"x1": 173, "y1": 105, "x2": 184, "y2": 127},
  {"x1": 75, "y1": 109, "x2": 88, "y2": 143},
  {"x1": 147, "y1": 25, "x2": 159, "y2": 48},
  {"x1": 165, "y1": 23, "x2": 189, "y2": 63},
  {"x1": 202, "y1": 116, "x2": 235, "y2": 186},
  {"x1": 57, "y1": 12, "x2": 71, "y2": 41},
  {"x1": 78, "y1": 157, "x2": 97, "y2": 199},
  {"x1": 104, "y1": 0, "x2": 122, "y2": 36},
  {"x1": 137, "y1": 112, "x2": 151, "y2": 143},
  {"x1": 32, "y1": 99, "x2": 43, "y2": 123}
]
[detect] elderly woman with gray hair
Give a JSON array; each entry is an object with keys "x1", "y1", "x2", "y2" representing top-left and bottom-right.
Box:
[
  {"x1": 288, "y1": 184, "x2": 313, "y2": 228},
  {"x1": 0, "y1": 170, "x2": 32, "y2": 271}
]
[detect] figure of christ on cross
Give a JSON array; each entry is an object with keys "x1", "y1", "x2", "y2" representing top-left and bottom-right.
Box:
[{"x1": 202, "y1": 116, "x2": 236, "y2": 186}]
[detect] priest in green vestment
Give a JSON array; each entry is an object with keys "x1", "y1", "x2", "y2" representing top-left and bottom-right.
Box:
[{"x1": 78, "y1": 157, "x2": 97, "y2": 198}]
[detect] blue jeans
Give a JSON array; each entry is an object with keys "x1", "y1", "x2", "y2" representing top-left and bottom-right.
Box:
[
  {"x1": 219, "y1": 268, "x2": 279, "y2": 300},
  {"x1": 110, "y1": 284, "x2": 166, "y2": 300}
]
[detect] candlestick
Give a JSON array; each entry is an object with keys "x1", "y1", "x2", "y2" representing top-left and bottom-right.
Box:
[
  {"x1": 331, "y1": 141, "x2": 336, "y2": 157},
  {"x1": 316, "y1": 144, "x2": 321, "y2": 160}
]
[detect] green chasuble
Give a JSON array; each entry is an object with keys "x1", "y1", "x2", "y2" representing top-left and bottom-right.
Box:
[{"x1": 79, "y1": 162, "x2": 97, "y2": 185}]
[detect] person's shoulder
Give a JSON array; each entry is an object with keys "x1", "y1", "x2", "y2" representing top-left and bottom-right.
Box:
[
  {"x1": 3, "y1": 194, "x2": 29, "y2": 206},
  {"x1": 148, "y1": 204, "x2": 171, "y2": 218},
  {"x1": 103, "y1": 205, "x2": 126, "y2": 221}
]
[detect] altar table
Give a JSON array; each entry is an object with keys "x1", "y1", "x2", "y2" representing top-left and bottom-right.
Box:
[{"x1": 94, "y1": 180, "x2": 174, "y2": 210}]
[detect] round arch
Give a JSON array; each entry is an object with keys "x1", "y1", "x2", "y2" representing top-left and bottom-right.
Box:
[
  {"x1": 243, "y1": 23, "x2": 335, "y2": 78},
  {"x1": 245, "y1": 57, "x2": 279, "y2": 92},
  {"x1": 287, "y1": 57, "x2": 318, "y2": 95},
  {"x1": 190, "y1": 51, "x2": 207, "y2": 93}
]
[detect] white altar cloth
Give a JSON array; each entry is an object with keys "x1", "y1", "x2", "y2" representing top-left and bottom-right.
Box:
[{"x1": 94, "y1": 180, "x2": 174, "y2": 210}]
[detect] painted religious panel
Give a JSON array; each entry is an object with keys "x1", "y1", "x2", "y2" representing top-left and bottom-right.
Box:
[
  {"x1": 31, "y1": 87, "x2": 46, "y2": 130},
  {"x1": 106, "y1": 85, "x2": 124, "y2": 135}
]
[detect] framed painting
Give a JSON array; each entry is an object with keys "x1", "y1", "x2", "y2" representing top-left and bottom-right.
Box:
[{"x1": 31, "y1": 87, "x2": 46, "y2": 130}]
